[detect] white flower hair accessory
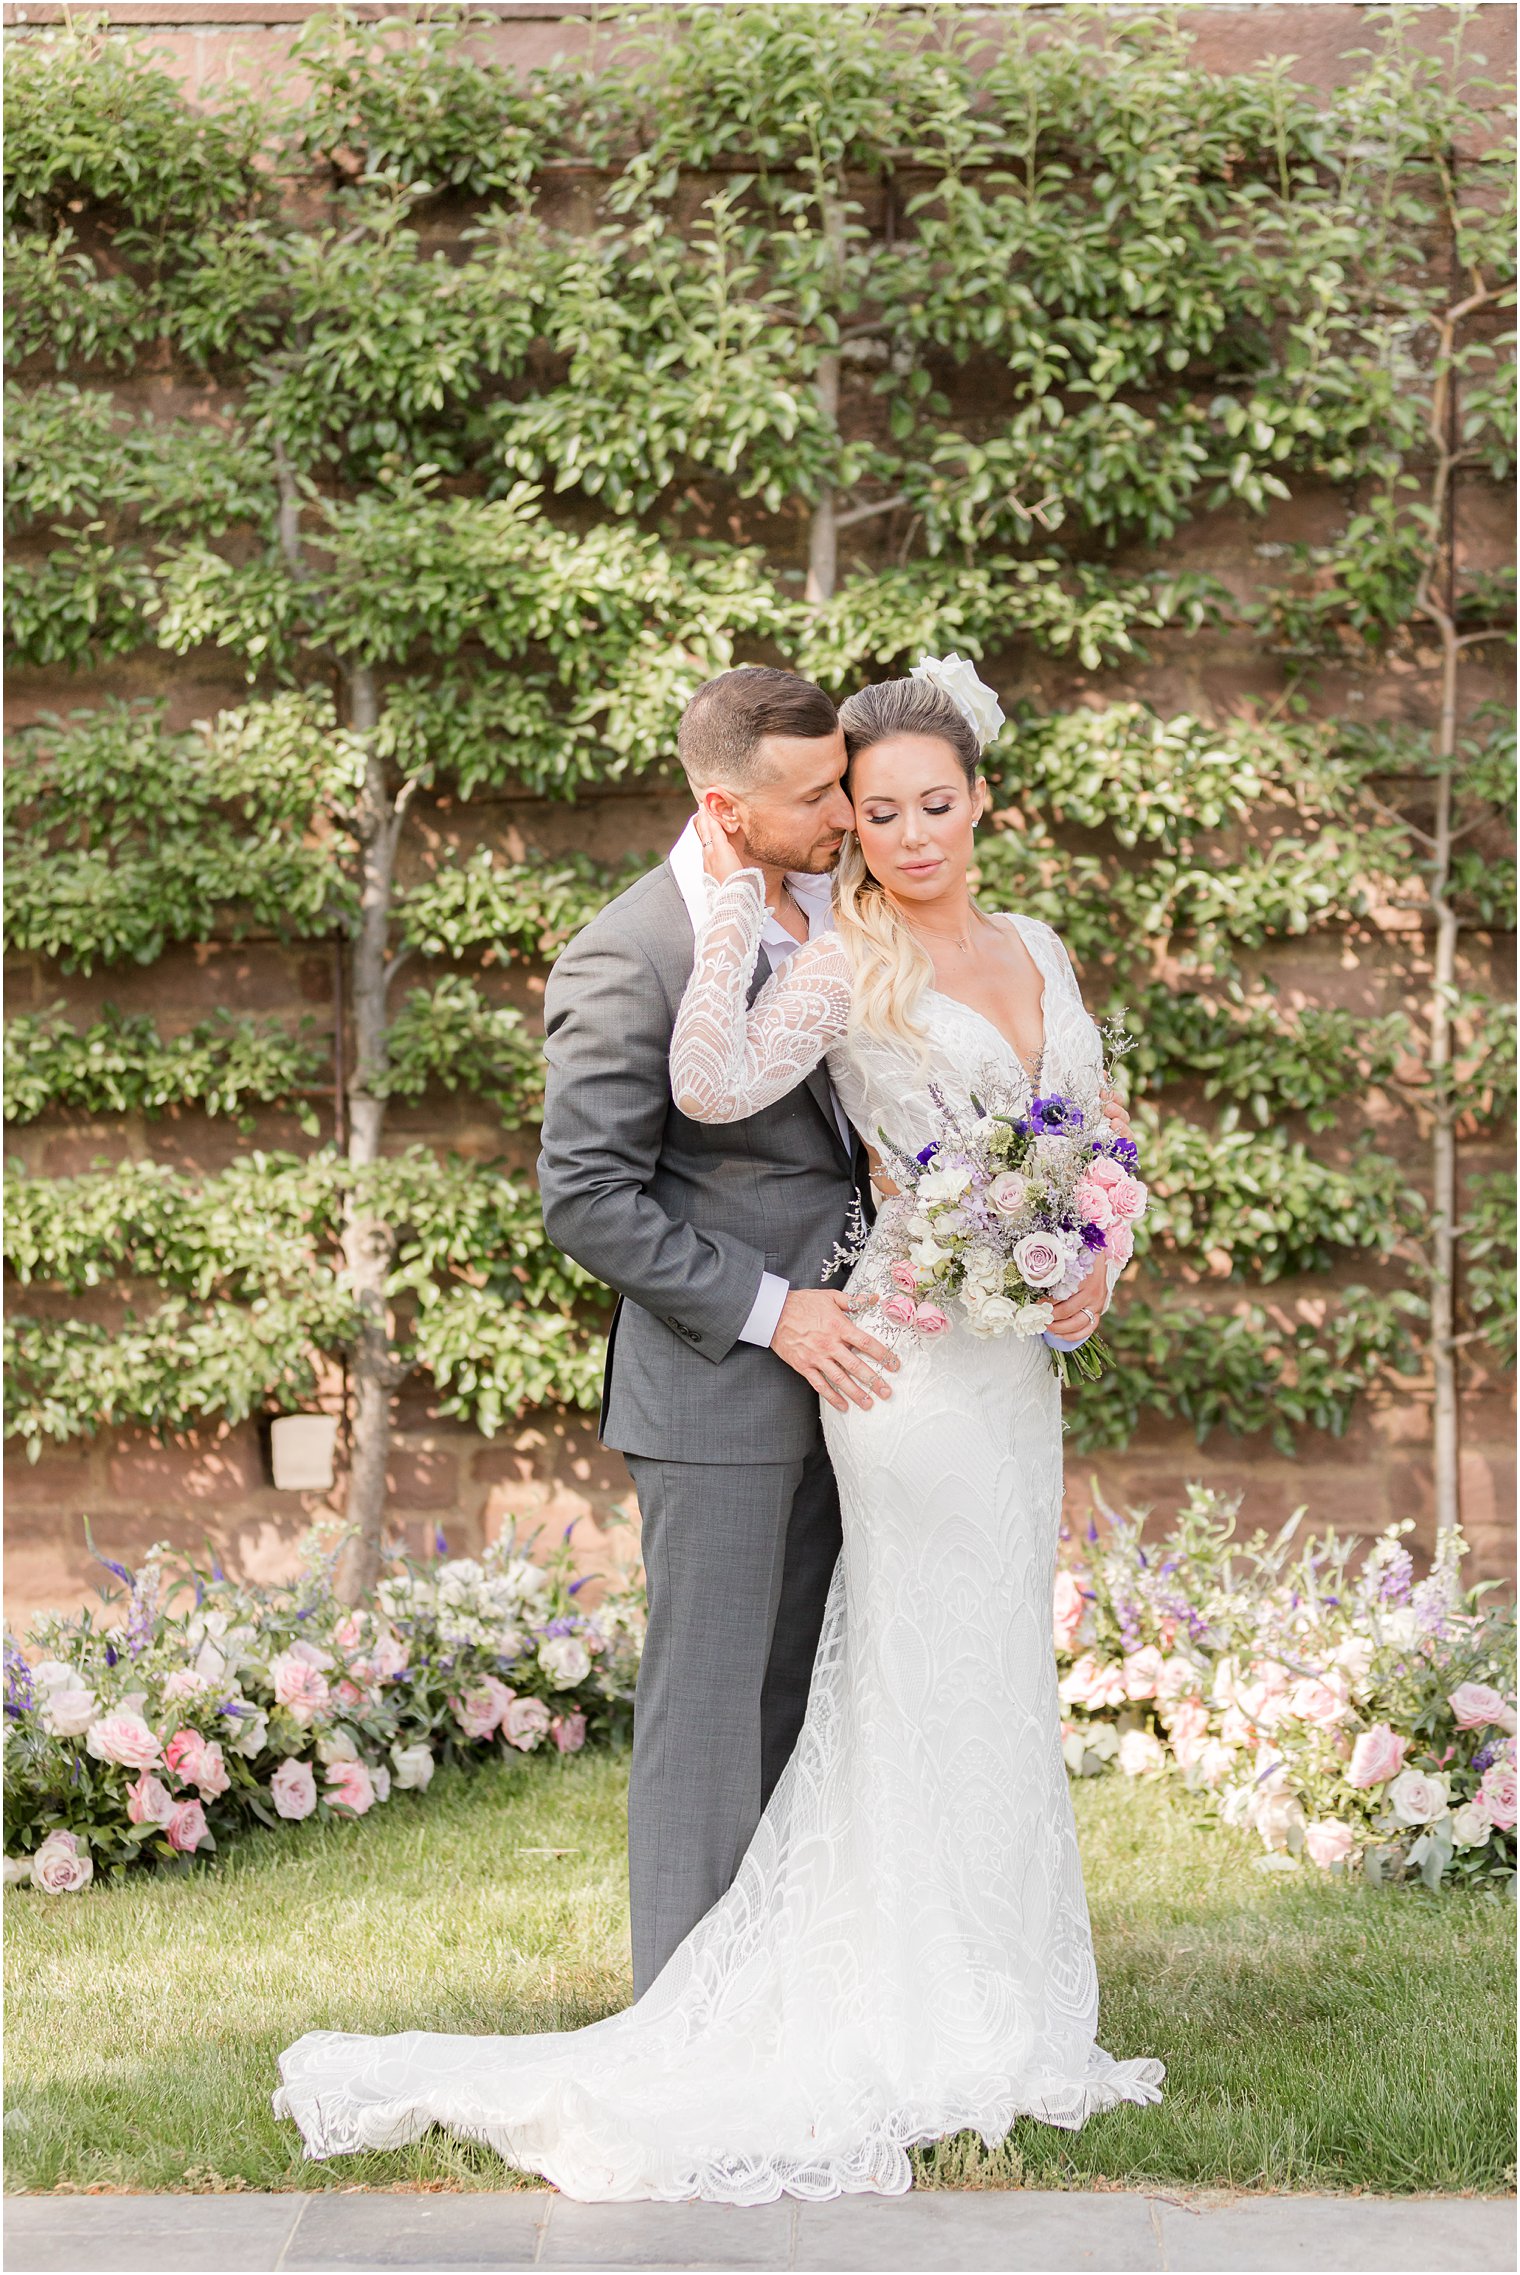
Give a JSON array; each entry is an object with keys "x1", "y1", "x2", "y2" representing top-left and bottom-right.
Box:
[{"x1": 909, "y1": 651, "x2": 1006, "y2": 753}]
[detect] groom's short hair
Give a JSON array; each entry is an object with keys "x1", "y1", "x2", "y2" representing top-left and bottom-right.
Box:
[{"x1": 678, "y1": 667, "x2": 838, "y2": 789}]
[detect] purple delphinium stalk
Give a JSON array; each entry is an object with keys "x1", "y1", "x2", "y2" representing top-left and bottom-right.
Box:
[
  {"x1": 1378, "y1": 1548, "x2": 1414, "y2": 1603},
  {"x1": 1471, "y1": 1742, "x2": 1497, "y2": 1774},
  {"x1": 434, "y1": 1527, "x2": 449, "y2": 1556},
  {"x1": 4, "y1": 1636, "x2": 35, "y2": 1719},
  {"x1": 1080, "y1": 1222, "x2": 1108, "y2": 1251}
]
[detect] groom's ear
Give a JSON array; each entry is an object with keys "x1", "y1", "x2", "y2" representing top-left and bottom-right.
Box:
[{"x1": 701, "y1": 785, "x2": 744, "y2": 837}]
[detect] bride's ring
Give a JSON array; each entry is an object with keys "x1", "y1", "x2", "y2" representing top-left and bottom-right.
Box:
[{"x1": 1080, "y1": 1306, "x2": 1094, "y2": 1329}]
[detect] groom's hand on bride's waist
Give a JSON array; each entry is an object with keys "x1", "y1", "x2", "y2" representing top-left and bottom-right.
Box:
[{"x1": 770, "y1": 1289, "x2": 899, "y2": 1414}]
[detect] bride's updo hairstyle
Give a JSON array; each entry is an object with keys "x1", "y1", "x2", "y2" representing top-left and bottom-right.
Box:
[{"x1": 834, "y1": 675, "x2": 982, "y2": 1055}]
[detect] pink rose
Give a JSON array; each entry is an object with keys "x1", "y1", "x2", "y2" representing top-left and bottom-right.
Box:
[
  {"x1": 1087, "y1": 1156, "x2": 1126, "y2": 1190},
  {"x1": 126, "y1": 1773, "x2": 176, "y2": 1827},
  {"x1": 1122, "y1": 1645, "x2": 1167, "y2": 1701},
  {"x1": 334, "y1": 1678, "x2": 368, "y2": 1711},
  {"x1": 285, "y1": 1639, "x2": 334, "y2": 1671},
  {"x1": 1347, "y1": 1722, "x2": 1408, "y2": 1788},
  {"x1": 889, "y1": 1262, "x2": 920, "y2": 1293},
  {"x1": 166, "y1": 1799, "x2": 209, "y2": 1853},
  {"x1": 1219, "y1": 1704, "x2": 1253, "y2": 1749},
  {"x1": 84, "y1": 1712, "x2": 163, "y2": 1771},
  {"x1": 332, "y1": 1613, "x2": 367, "y2": 1655},
  {"x1": 191, "y1": 1740, "x2": 229, "y2": 1800},
  {"x1": 270, "y1": 1757, "x2": 317, "y2": 1820},
  {"x1": 269, "y1": 1651, "x2": 330, "y2": 1725},
  {"x1": 988, "y1": 1172, "x2": 1029, "y2": 1217},
  {"x1": 502, "y1": 1696, "x2": 552, "y2": 1752},
  {"x1": 30, "y1": 1830, "x2": 93, "y2": 1894},
  {"x1": 1062, "y1": 1653, "x2": 1126, "y2": 1712},
  {"x1": 913, "y1": 1304, "x2": 951, "y2": 1335},
  {"x1": 1157, "y1": 1654, "x2": 1198, "y2": 1701},
  {"x1": 1304, "y1": 1820, "x2": 1356, "y2": 1869},
  {"x1": 161, "y1": 1668, "x2": 208, "y2": 1703},
  {"x1": 1448, "y1": 1682, "x2": 1516, "y2": 1733},
  {"x1": 1165, "y1": 1697, "x2": 1210, "y2": 1750},
  {"x1": 1012, "y1": 1230, "x2": 1065, "y2": 1290},
  {"x1": 1072, "y1": 1176, "x2": 1115, "y2": 1230},
  {"x1": 1197, "y1": 1739, "x2": 1236, "y2": 1787},
  {"x1": 450, "y1": 1675, "x2": 515, "y2": 1742},
  {"x1": 370, "y1": 1629, "x2": 409, "y2": 1682},
  {"x1": 1478, "y1": 1762, "x2": 1518, "y2": 1831},
  {"x1": 1107, "y1": 1175, "x2": 1148, "y2": 1223},
  {"x1": 1289, "y1": 1673, "x2": 1352, "y2": 1729},
  {"x1": 325, "y1": 1759, "x2": 376, "y2": 1816},
  {"x1": 881, "y1": 1294, "x2": 917, "y2": 1327},
  {"x1": 1052, "y1": 1571, "x2": 1086, "y2": 1651},
  {"x1": 164, "y1": 1727, "x2": 206, "y2": 1778},
  {"x1": 1105, "y1": 1222, "x2": 1135, "y2": 1268},
  {"x1": 551, "y1": 1712, "x2": 587, "y2": 1755}
]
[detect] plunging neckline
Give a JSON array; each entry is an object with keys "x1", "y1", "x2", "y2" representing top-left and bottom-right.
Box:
[{"x1": 923, "y1": 911, "x2": 1047, "y2": 1093}]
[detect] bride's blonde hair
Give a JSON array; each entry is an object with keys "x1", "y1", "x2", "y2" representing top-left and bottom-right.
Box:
[{"x1": 834, "y1": 677, "x2": 984, "y2": 1055}]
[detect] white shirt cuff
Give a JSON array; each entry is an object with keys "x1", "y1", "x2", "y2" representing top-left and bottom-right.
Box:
[{"x1": 738, "y1": 1270, "x2": 789, "y2": 1348}]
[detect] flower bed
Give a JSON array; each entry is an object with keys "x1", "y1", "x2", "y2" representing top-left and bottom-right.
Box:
[
  {"x1": 4, "y1": 1526, "x2": 643, "y2": 1891},
  {"x1": 1055, "y1": 1487, "x2": 1516, "y2": 1891},
  {"x1": 4, "y1": 1488, "x2": 1514, "y2": 1896}
]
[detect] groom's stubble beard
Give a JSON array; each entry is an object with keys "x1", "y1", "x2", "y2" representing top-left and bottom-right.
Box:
[{"x1": 736, "y1": 812, "x2": 848, "y2": 877}]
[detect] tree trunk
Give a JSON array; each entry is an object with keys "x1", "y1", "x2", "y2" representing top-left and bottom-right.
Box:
[
  {"x1": 334, "y1": 662, "x2": 401, "y2": 1604},
  {"x1": 805, "y1": 348, "x2": 839, "y2": 608},
  {"x1": 804, "y1": 191, "x2": 847, "y2": 610}
]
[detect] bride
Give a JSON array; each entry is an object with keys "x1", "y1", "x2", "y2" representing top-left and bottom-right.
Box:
[{"x1": 273, "y1": 660, "x2": 1164, "y2": 2202}]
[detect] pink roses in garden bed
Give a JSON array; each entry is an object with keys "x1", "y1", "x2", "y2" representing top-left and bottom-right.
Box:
[
  {"x1": 4, "y1": 1526, "x2": 645, "y2": 1891},
  {"x1": 1054, "y1": 1485, "x2": 1516, "y2": 1891}
]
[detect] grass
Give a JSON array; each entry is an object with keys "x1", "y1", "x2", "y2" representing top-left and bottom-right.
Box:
[{"x1": 4, "y1": 1752, "x2": 1513, "y2": 2198}]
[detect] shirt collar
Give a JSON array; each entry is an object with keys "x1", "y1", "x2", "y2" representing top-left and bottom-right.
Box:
[{"x1": 668, "y1": 817, "x2": 836, "y2": 942}]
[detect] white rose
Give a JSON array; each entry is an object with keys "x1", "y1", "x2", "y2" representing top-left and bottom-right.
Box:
[
  {"x1": 1329, "y1": 1637, "x2": 1375, "y2": 1692},
  {"x1": 316, "y1": 1728, "x2": 360, "y2": 1766},
  {"x1": 1012, "y1": 1302, "x2": 1055, "y2": 1337},
  {"x1": 30, "y1": 1659, "x2": 80, "y2": 1692},
  {"x1": 40, "y1": 1685, "x2": 98, "y2": 1738},
  {"x1": 1387, "y1": 1768, "x2": 1449, "y2": 1827},
  {"x1": 903, "y1": 1215, "x2": 932, "y2": 1241},
  {"x1": 370, "y1": 1763, "x2": 392, "y2": 1805},
  {"x1": 390, "y1": 1743, "x2": 435, "y2": 1792},
  {"x1": 3, "y1": 1855, "x2": 33, "y2": 1885},
  {"x1": 30, "y1": 1831, "x2": 93, "y2": 1895},
  {"x1": 1450, "y1": 1799, "x2": 1492, "y2": 1850},
  {"x1": 1118, "y1": 1729, "x2": 1165, "y2": 1777},
  {"x1": 538, "y1": 1635, "x2": 592, "y2": 1689},
  {"x1": 1255, "y1": 1786, "x2": 1307, "y2": 1854},
  {"x1": 229, "y1": 1709, "x2": 269, "y2": 1759},
  {"x1": 910, "y1": 1238, "x2": 950, "y2": 1271},
  {"x1": 964, "y1": 1294, "x2": 1017, "y2": 1337},
  {"x1": 909, "y1": 651, "x2": 1006, "y2": 750}
]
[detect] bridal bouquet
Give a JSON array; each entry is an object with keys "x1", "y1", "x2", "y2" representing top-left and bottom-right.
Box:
[{"x1": 861, "y1": 1060, "x2": 1146, "y2": 1381}]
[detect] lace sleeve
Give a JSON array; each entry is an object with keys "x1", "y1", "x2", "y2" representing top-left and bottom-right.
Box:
[{"x1": 671, "y1": 868, "x2": 852, "y2": 1124}]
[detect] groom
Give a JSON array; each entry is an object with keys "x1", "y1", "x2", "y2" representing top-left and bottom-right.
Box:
[{"x1": 538, "y1": 666, "x2": 894, "y2": 1996}]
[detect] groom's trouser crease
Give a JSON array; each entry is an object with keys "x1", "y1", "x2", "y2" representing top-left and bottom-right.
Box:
[{"x1": 625, "y1": 1443, "x2": 842, "y2": 1998}]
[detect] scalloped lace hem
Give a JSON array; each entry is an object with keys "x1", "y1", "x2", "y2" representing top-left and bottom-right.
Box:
[{"x1": 272, "y1": 2044, "x2": 1165, "y2": 2204}]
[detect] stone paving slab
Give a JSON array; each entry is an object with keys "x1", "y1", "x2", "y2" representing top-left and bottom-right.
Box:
[{"x1": 2, "y1": 2189, "x2": 1514, "y2": 2274}]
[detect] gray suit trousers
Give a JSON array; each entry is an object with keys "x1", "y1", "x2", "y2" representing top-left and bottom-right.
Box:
[{"x1": 624, "y1": 1440, "x2": 842, "y2": 1998}]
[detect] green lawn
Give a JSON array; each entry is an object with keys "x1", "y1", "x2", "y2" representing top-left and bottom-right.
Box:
[{"x1": 5, "y1": 1751, "x2": 1513, "y2": 2197}]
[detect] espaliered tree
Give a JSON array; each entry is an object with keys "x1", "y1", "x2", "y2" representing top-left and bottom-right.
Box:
[{"x1": 4, "y1": 7, "x2": 1513, "y2": 1589}]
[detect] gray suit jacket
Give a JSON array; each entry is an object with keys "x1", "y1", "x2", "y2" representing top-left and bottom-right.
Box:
[{"x1": 538, "y1": 860, "x2": 866, "y2": 1464}]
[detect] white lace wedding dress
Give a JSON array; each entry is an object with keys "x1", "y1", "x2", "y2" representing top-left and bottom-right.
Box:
[{"x1": 273, "y1": 872, "x2": 1163, "y2": 2201}]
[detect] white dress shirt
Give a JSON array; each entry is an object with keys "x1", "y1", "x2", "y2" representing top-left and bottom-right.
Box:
[{"x1": 667, "y1": 817, "x2": 851, "y2": 1350}]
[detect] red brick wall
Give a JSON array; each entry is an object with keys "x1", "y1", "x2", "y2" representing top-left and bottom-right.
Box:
[{"x1": 4, "y1": 4, "x2": 1514, "y2": 1630}]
